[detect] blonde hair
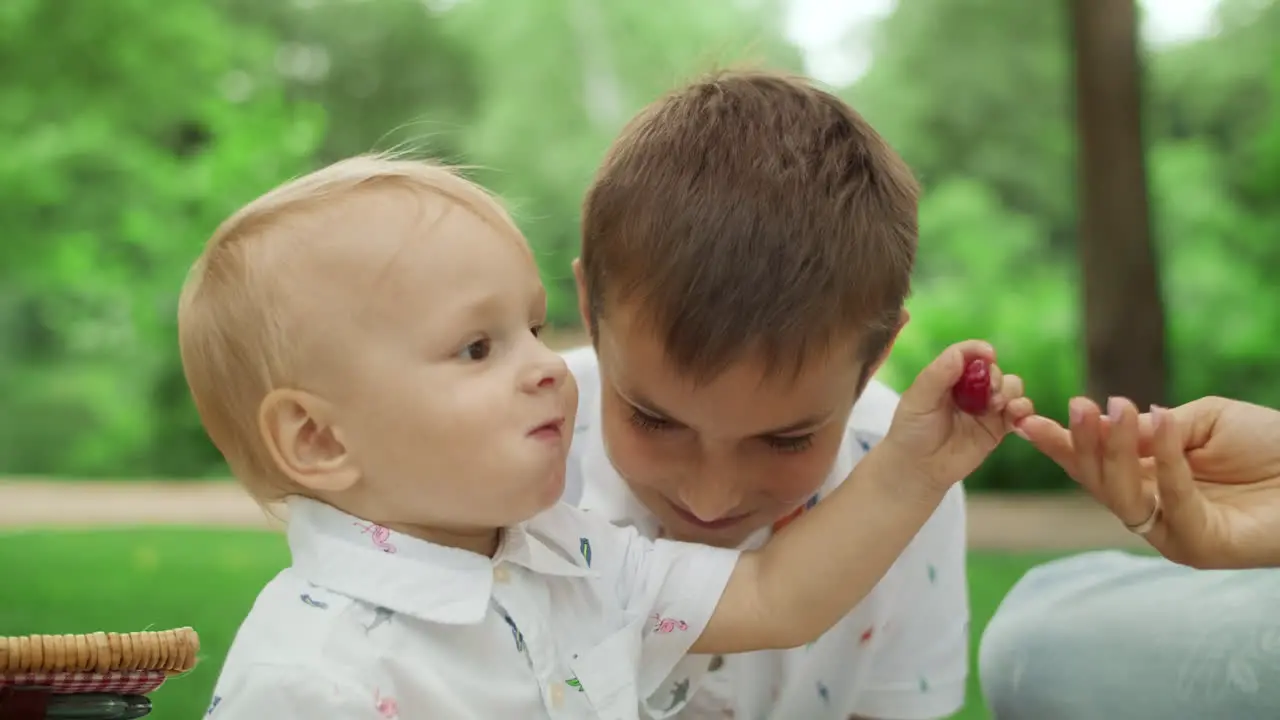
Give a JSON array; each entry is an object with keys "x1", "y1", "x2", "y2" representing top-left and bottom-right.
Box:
[{"x1": 178, "y1": 154, "x2": 516, "y2": 500}]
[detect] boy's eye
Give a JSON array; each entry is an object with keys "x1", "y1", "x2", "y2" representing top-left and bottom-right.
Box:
[
  {"x1": 763, "y1": 434, "x2": 814, "y2": 453},
  {"x1": 530, "y1": 323, "x2": 544, "y2": 338},
  {"x1": 459, "y1": 338, "x2": 491, "y2": 362},
  {"x1": 628, "y1": 407, "x2": 674, "y2": 432}
]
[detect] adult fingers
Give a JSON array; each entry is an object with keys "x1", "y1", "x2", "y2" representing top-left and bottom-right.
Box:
[
  {"x1": 1018, "y1": 414, "x2": 1078, "y2": 479},
  {"x1": 1068, "y1": 397, "x2": 1107, "y2": 501},
  {"x1": 1099, "y1": 397, "x2": 1154, "y2": 528},
  {"x1": 1149, "y1": 405, "x2": 1213, "y2": 566}
]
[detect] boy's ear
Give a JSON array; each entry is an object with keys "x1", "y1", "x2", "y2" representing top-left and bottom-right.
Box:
[
  {"x1": 863, "y1": 308, "x2": 911, "y2": 382},
  {"x1": 258, "y1": 389, "x2": 360, "y2": 493},
  {"x1": 572, "y1": 258, "x2": 592, "y2": 336}
]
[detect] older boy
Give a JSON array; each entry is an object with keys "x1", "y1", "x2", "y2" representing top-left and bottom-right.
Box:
[{"x1": 562, "y1": 70, "x2": 969, "y2": 719}]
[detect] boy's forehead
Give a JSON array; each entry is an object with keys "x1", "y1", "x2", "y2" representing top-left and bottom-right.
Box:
[
  {"x1": 600, "y1": 298, "x2": 862, "y2": 383},
  {"x1": 597, "y1": 303, "x2": 864, "y2": 433}
]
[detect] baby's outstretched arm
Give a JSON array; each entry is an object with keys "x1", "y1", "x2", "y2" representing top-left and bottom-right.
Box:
[{"x1": 691, "y1": 340, "x2": 1032, "y2": 654}]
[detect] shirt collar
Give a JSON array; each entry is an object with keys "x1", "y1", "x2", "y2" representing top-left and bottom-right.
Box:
[{"x1": 286, "y1": 497, "x2": 589, "y2": 626}]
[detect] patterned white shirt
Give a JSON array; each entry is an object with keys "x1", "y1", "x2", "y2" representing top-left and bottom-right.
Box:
[
  {"x1": 562, "y1": 347, "x2": 970, "y2": 720},
  {"x1": 206, "y1": 497, "x2": 739, "y2": 719}
]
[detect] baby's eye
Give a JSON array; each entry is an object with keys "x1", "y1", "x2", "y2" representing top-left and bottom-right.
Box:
[
  {"x1": 459, "y1": 338, "x2": 491, "y2": 362},
  {"x1": 530, "y1": 323, "x2": 544, "y2": 338}
]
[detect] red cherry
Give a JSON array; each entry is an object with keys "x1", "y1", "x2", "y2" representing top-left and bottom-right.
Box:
[{"x1": 952, "y1": 358, "x2": 991, "y2": 415}]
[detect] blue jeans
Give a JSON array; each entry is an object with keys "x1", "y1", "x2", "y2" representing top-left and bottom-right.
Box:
[{"x1": 978, "y1": 551, "x2": 1280, "y2": 719}]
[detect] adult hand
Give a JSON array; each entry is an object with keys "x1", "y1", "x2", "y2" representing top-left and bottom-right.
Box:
[{"x1": 1019, "y1": 395, "x2": 1280, "y2": 569}]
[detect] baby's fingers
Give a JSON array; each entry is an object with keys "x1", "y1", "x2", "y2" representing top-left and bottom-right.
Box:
[
  {"x1": 902, "y1": 339, "x2": 996, "y2": 413},
  {"x1": 986, "y1": 365, "x2": 1023, "y2": 412},
  {"x1": 986, "y1": 364, "x2": 1004, "y2": 410},
  {"x1": 1002, "y1": 372, "x2": 1025, "y2": 400},
  {"x1": 1003, "y1": 396, "x2": 1035, "y2": 430},
  {"x1": 979, "y1": 368, "x2": 1031, "y2": 438},
  {"x1": 988, "y1": 363, "x2": 1004, "y2": 395}
]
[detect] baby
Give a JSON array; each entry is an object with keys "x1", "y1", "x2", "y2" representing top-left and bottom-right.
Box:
[{"x1": 182, "y1": 156, "x2": 1032, "y2": 719}]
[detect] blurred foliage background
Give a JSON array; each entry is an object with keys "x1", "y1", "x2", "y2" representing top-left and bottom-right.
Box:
[{"x1": 2, "y1": 0, "x2": 1277, "y2": 491}]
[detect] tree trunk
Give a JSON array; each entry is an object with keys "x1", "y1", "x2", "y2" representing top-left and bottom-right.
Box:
[{"x1": 1069, "y1": 0, "x2": 1168, "y2": 408}]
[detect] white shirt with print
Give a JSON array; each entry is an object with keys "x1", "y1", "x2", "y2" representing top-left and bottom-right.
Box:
[
  {"x1": 562, "y1": 347, "x2": 969, "y2": 720},
  {"x1": 206, "y1": 497, "x2": 739, "y2": 719}
]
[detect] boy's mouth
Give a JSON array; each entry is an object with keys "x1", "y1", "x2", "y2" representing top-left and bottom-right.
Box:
[{"x1": 665, "y1": 500, "x2": 752, "y2": 530}]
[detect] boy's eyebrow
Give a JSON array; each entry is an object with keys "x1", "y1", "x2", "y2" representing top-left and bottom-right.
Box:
[
  {"x1": 756, "y1": 414, "x2": 833, "y2": 436},
  {"x1": 621, "y1": 391, "x2": 681, "y2": 423},
  {"x1": 623, "y1": 388, "x2": 833, "y2": 436}
]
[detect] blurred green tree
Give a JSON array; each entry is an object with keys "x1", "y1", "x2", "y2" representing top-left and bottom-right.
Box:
[
  {"x1": 1069, "y1": 0, "x2": 1167, "y2": 407},
  {"x1": 859, "y1": 0, "x2": 1280, "y2": 490},
  {"x1": 0, "y1": 0, "x2": 322, "y2": 476},
  {"x1": 2, "y1": 0, "x2": 1278, "y2": 491}
]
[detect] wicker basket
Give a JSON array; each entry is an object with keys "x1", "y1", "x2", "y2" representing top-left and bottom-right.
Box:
[{"x1": 0, "y1": 628, "x2": 198, "y2": 698}]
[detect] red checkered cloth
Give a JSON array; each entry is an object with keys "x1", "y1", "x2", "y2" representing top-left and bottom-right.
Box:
[{"x1": 0, "y1": 671, "x2": 165, "y2": 695}]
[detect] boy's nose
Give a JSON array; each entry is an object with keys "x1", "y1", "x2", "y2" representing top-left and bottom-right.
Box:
[{"x1": 677, "y1": 475, "x2": 744, "y2": 522}]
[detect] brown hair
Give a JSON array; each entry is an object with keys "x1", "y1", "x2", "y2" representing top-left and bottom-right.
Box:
[{"x1": 581, "y1": 69, "x2": 919, "y2": 381}]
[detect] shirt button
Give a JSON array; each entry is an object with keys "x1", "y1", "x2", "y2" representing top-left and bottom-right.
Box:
[
  {"x1": 550, "y1": 683, "x2": 565, "y2": 708},
  {"x1": 493, "y1": 565, "x2": 511, "y2": 583}
]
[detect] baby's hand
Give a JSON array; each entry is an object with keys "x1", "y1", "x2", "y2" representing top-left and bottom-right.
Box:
[{"x1": 881, "y1": 340, "x2": 1033, "y2": 492}]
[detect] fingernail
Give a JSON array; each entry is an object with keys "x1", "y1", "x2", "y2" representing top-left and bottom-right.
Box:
[
  {"x1": 1151, "y1": 404, "x2": 1164, "y2": 429},
  {"x1": 1107, "y1": 396, "x2": 1124, "y2": 422},
  {"x1": 1068, "y1": 398, "x2": 1085, "y2": 426}
]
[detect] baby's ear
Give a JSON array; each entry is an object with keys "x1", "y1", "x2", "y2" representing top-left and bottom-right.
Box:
[{"x1": 258, "y1": 389, "x2": 359, "y2": 493}]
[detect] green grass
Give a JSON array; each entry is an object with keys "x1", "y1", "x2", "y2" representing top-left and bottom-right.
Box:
[{"x1": 0, "y1": 528, "x2": 1058, "y2": 719}]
